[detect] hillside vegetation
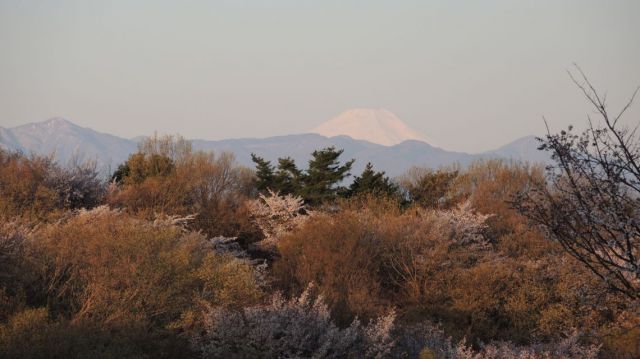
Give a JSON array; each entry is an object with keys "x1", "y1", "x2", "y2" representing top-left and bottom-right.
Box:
[{"x1": 1, "y1": 115, "x2": 638, "y2": 358}]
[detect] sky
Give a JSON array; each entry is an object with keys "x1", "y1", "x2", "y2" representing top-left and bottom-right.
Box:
[{"x1": 0, "y1": 0, "x2": 639, "y2": 153}]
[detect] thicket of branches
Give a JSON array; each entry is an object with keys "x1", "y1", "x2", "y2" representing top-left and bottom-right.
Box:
[{"x1": 517, "y1": 67, "x2": 640, "y2": 299}]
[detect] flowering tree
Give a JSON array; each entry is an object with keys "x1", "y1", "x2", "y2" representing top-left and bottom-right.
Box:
[
  {"x1": 406, "y1": 322, "x2": 599, "y2": 359},
  {"x1": 517, "y1": 67, "x2": 640, "y2": 298},
  {"x1": 190, "y1": 284, "x2": 396, "y2": 359},
  {"x1": 248, "y1": 189, "x2": 310, "y2": 250},
  {"x1": 47, "y1": 158, "x2": 104, "y2": 210},
  {"x1": 433, "y1": 200, "x2": 493, "y2": 245}
]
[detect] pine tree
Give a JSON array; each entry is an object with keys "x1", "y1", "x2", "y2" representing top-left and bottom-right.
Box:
[
  {"x1": 251, "y1": 147, "x2": 354, "y2": 204},
  {"x1": 274, "y1": 157, "x2": 303, "y2": 195},
  {"x1": 301, "y1": 147, "x2": 354, "y2": 204},
  {"x1": 348, "y1": 162, "x2": 399, "y2": 198},
  {"x1": 251, "y1": 153, "x2": 275, "y2": 192},
  {"x1": 110, "y1": 162, "x2": 130, "y2": 183}
]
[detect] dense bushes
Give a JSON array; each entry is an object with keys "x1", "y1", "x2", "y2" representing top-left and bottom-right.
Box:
[
  {"x1": 0, "y1": 206, "x2": 262, "y2": 358},
  {"x1": 275, "y1": 209, "x2": 392, "y2": 325},
  {"x1": 108, "y1": 135, "x2": 259, "y2": 242},
  {"x1": 0, "y1": 308, "x2": 173, "y2": 359},
  {"x1": 29, "y1": 207, "x2": 261, "y2": 324},
  {"x1": 397, "y1": 167, "x2": 460, "y2": 208},
  {"x1": 272, "y1": 162, "x2": 637, "y2": 355},
  {"x1": 1, "y1": 141, "x2": 638, "y2": 358},
  {"x1": 0, "y1": 150, "x2": 103, "y2": 220},
  {"x1": 190, "y1": 286, "x2": 396, "y2": 358},
  {"x1": 273, "y1": 197, "x2": 500, "y2": 333},
  {"x1": 0, "y1": 220, "x2": 29, "y2": 323}
]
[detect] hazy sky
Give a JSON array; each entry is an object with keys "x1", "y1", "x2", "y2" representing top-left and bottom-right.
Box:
[{"x1": 1, "y1": 1, "x2": 639, "y2": 152}]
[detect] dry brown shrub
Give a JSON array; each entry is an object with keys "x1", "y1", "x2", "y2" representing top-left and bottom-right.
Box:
[
  {"x1": 107, "y1": 137, "x2": 259, "y2": 242},
  {"x1": 452, "y1": 160, "x2": 545, "y2": 239},
  {"x1": 275, "y1": 161, "x2": 635, "y2": 352},
  {"x1": 0, "y1": 149, "x2": 104, "y2": 222},
  {"x1": 28, "y1": 206, "x2": 262, "y2": 327},
  {"x1": 0, "y1": 151, "x2": 64, "y2": 220},
  {"x1": 0, "y1": 307, "x2": 195, "y2": 358},
  {"x1": 273, "y1": 196, "x2": 492, "y2": 327},
  {"x1": 397, "y1": 166, "x2": 461, "y2": 208},
  {"x1": 275, "y1": 211, "x2": 387, "y2": 325}
]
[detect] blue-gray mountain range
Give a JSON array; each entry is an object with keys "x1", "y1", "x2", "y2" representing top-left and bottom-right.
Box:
[{"x1": 0, "y1": 117, "x2": 549, "y2": 178}]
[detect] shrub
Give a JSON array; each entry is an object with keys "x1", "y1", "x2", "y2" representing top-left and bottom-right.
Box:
[
  {"x1": 392, "y1": 321, "x2": 600, "y2": 359},
  {"x1": 274, "y1": 161, "x2": 630, "y2": 349},
  {"x1": 45, "y1": 158, "x2": 104, "y2": 210},
  {"x1": 0, "y1": 308, "x2": 193, "y2": 359},
  {"x1": 273, "y1": 198, "x2": 492, "y2": 326},
  {"x1": 274, "y1": 211, "x2": 389, "y2": 325},
  {"x1": 397, "y1": 166, "x2": 460, "y2": 208},
  {"x1": 28, "y1": 206, "x2": 262, "y2": 326},
  {"x1": 421, "y1": 324, "x2": 599, "y2": 359},
  {"x1": 108, "y1": 136, "x2": 258, "y2": 242},
  {"x1": 248, "y1": 189, "x2": 310, "y2": 252},
  {"x1": 0, "y1": 308, "x2": 81, "y2": 359},
  {"x1": 0, "y1": 219, "x2": 31, "y2": 322},
  {"x1": 0, "y1": 149, "x2": 104, "y2": 220},
  {"x1": 189, "y1": 285, "x2": 396, "y2": 359}
]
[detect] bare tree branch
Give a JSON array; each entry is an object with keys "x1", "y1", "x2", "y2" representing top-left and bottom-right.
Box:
[{"x1": 517, "y1": 68, "x2": 640, "y2": 299}]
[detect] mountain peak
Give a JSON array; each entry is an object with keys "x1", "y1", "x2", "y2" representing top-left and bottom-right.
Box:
[
  {"x1": 42, "y1": 117, "x2": 75, "y2": 127},
  {"x1": 312, "y1": 108, "x2": 432, "y2": 146}
]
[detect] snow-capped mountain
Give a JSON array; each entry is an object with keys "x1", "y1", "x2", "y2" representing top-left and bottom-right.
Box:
[{"x1": 312, "y1": 109, "x2": 433, "y2": 146}]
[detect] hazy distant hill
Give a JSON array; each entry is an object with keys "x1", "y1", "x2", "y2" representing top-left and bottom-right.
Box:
[
  {"x1": 0, "y1": 118, "x2": 137, "y2": 171},
  {"x1": 0, "y1": 118, "x2": 548, "y2": 178},
  {"x1": 193, "y1": 134, "x2": 479, "y2": 177},
  {"x1": 484, "y1": 135, "x2": 548, "y2": 165}
]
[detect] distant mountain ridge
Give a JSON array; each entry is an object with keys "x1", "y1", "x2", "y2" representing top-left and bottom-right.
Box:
[
  {"x1": 0, "y1": 118, "x2": 137, "y2": 171},
  {"x1": 0, "y1": 118, "x2": 548, "y2": 178}
]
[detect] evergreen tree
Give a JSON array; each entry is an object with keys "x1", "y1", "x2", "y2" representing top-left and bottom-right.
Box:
[
  {"x1": 110, "y1": 162, "x2": 130, "y2": 183},
  {"x1": 348, "y1": 162, "x2": 399, "y2": 198},
  {"x1": 301, "y1": 147, "x2": 354, "y2": 204},
  {"x1": 251, "y1": 153, "x2": 275, "y2": 192},
  {"x1": 274, "y1": 157, "x2": 303, "y2": 195},
  {"x1": 251, "y1": 147, "x2": 354, "y2": 204}
]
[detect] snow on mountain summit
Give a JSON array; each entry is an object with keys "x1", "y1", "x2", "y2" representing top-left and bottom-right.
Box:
[{"x1": 312, "y1": 108, "x2": 432, "y2": 146}]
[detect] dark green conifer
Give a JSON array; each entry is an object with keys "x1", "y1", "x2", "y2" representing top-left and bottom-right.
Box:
[
  {"x1": 273, "y1": 157, "x2": 303, "y2": 195},
  {"x1": 251, "y1": 153, "x2": 275, "y2": 192},
  {"x1": 301, "y1": 147, "x2": 354, "y2": 204},
  {"x1": 348, "y1": 162, "x2": 399, "y2": 198}
]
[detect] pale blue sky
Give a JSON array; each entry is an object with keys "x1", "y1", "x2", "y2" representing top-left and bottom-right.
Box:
[{"x1": 1, "y1": 0, "x2": 639, "y2": 152}]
